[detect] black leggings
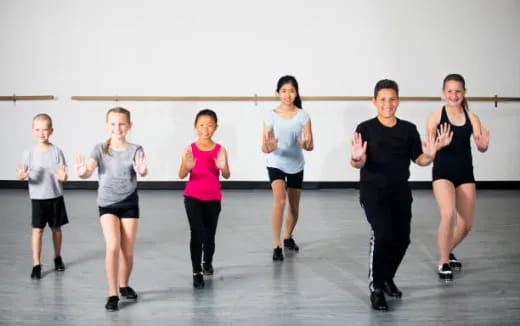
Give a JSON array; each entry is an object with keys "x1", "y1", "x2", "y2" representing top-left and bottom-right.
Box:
[{"x1": 184, "y1": 196, "x2": 221, "y2": 273}]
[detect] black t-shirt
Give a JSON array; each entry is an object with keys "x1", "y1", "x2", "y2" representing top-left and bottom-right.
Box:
[{"x1": 355, "y1": 117, "x2": 422, "y2": 188}]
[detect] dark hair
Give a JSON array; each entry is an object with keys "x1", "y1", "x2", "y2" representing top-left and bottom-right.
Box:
[
  {"x1": 194, "y1": 109, "x2": 218, "y2": 125},
  {"x1": 104, "y1": 107, "x2": 131, "y2": 155},
  {"x1": 374, "y1": 79, "x2": 399, "y2": 98},
  {"x1": 276, "y1": 75, "x2": 302, "y2": 109},
  {"x1": 443, "y1": 73, "x2": 468, "y2": 111}
]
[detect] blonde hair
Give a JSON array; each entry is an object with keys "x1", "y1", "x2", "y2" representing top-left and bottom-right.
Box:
[
  {"x1": 103, "y1": 107, "x2": 131, "y2": 155},
  {"x1": 32, "y1": 113, "x2": 53, "y2": 128}
]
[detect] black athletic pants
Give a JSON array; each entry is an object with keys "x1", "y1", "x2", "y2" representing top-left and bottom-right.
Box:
[
  {"x1": 184, "y1": 196, "x2": 221, "y2": 273},
  {"x1": 360, "y1": 183, "x2": 412, "y2": 291}
]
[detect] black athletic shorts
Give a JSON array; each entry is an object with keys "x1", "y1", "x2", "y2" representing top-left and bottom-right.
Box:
[
  {"x1": 267, "y1": 167, "x2": 304, "y2": 189},
  {"x1": 32, "y1": 196, "x2": 69, "y2": 229},
  {"x1": 98, "y1": 191, "x2": 139, "y2": 219}
]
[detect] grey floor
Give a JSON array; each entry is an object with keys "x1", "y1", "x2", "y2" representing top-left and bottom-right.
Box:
[{"x1": 0, "y1": 188, "x2": 519, "y2": 326}]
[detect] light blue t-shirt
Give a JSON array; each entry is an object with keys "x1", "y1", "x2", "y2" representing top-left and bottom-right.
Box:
[
  {"x1": 22, "y1": 144, "x2": 66, "y2": 200},
  {"x1": 90, "y1": 143, "x2": 144, "y2": 207},
  {"x1": 265, "y1": 109, "x2": 310, "y2": 174}
]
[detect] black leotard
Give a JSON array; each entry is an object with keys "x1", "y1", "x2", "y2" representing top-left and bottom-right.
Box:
[{"x1": 432, "y1": 106, "x2": 475, "y2": 187}]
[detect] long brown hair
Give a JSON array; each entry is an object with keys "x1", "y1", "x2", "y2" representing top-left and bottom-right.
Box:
[
  {"x1": 103, "y1": 107, "x2": 131, "y2": 155},
  {"x1": 443, "y1": 74, "x2": 468, "y2": 111}
]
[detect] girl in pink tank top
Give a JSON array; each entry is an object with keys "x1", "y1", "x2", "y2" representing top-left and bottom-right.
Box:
[{"x1": 178, "y1": 109, "x2": 230, "y2": 289}]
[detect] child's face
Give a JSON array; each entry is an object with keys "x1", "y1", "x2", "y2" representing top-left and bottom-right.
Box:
[
  {"x1": 277, "y1": 82, "x2": 297, "y2": 107},
  {"x1": 106, "y1": 112, "x2": 132, "y2": 140},
  {"x1": 373, "y1": 88, "x2": 399, "y2": 120},
  {"x1": 32, "y1": 119, "x2": 53, "y2": 145},
  {"x1": 443, "y1": 80, "x2": 465, "y2": 107},
  {"x1": 195, "y1": 115, "x2": 217, "y2": 140}
]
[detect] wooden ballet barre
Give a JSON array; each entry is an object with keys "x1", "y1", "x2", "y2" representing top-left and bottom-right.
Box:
[
  {"x1": 71, "y1": 95, "x2": 520, "y2": 103},
  {"x1": 0, "y1": 95, "x2": 54, "y2": 101}
]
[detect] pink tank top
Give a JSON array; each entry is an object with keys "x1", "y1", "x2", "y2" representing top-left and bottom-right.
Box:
[{"x1": 184, "y1": 143, "x2": 222, "y2": 201}]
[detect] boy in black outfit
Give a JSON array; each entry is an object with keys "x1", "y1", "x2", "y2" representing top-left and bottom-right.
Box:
[{"x1": 350, "y1": 79, "x2": 449, "y2": 311}]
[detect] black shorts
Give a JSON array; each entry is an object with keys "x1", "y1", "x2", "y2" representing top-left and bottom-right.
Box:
[
  {"x1": 98, "y1": 191, "x2": 139, "y2": 219},
  {"x1": 267, "y1": 167, "x2": 304, "y2": 189},
  {"x1": 32, "y1": 196, "x2": 69, "y2": 229}
]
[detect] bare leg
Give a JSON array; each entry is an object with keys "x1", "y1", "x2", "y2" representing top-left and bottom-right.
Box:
[
  {"x1": 119, "y1": 218, "x2": 139, "y2": 288},
  {"x1": 271, "y1": 180, "x2": 286, "y2": 248},
  {"x1": 284, "y1": 188, "x2": 301, "y2": 239},
  {"x1": 433, "y1": 180, "x2": 456, "y2": 265},
  {"x1": 31, "y1": 228, "x2": 44, "y2": 266},
  {"x1": 51, "y1": 227, "x2": 62, "y2": 258},
  {"x1": 450, "y1": 183, "x2": 476, "y2": 251},
  {"x1": 100, "y1": 214, "x2": 121, "y2": 296}
]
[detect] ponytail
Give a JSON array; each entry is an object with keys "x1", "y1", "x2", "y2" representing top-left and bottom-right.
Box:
[
  {"x1": 103, "y1": 138, "x2": 111, "y2": 156},
  {"x1": 294, "y1": 95, "x2": 302, "y2": 109}
]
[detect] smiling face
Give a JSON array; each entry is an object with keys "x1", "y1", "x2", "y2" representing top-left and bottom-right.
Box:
[
  {"x1": 195, "y1": 114, "x2": 217, "y2": 140},
  {"x1": 373, "y1": 88, "x2": 399, "y2": 120},
  {"x1": 32, "y1": 118, "x2": 53, "y2": 145},
  {"x1": 106, "y1": 112, "x2": 132, "y2": 141},
  {"x1": 443, "y1": 80, "x2": 466, "y2": 107},
  {"x1": 277, "y1": 82, "x2": 298, "y2": 107}
]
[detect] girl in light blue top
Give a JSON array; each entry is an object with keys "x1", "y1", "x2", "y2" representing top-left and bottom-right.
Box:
[{"x1": 262, "y1": 75, "x2": 314, "y2": 261}]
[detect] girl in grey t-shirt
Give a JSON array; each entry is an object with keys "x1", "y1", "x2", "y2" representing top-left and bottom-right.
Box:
[
  {"x1": 75, "y1": 107, "x2": 147, "y2": 311},
  {"x1": 262, "y1": 76, "x2": 314, "y2": 262}
]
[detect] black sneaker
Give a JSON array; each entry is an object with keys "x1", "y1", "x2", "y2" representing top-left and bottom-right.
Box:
[
  {"x1": 383, "y1": 280, "x2": 402, "y2": 298},
  {"x1": 283, "y1": 237, "x2": 300, "y2": 251},
  {"x1": 193, "y1": 272, "x2": 204, "y2": 289},
  {"x1": 272, "y1": 247, "x2": 284, "y2": 261},
  {"x1": 370, "y1": 289, "x2": 388, "y2": 311},
  {"x1": 105, "y1": 296, "x2": 119, "y2": 311},
  {"x1": 202, "y1": 262, "x2": 214, "y2": 276},
  {"x1": 30, "y1": 265, "x2": 41, "y2": 279},
  {"x1": 438, "y1": 263, "x2": 453, "y2": 280},
  {"x1": 54, "y1": 256, "x2": 65, "y2": 271},
  {"x1": 120, "y1": 286, "x2": 138, "y2": 299},
  {"x1": 449, "y1": 253, "x2": 462, "y2": 270}
]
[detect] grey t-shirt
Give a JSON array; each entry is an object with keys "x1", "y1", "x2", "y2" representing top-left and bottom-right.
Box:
[
  {"x1": 265, "y1": 109, "x2": 310, "y2": 174},
  {"x1": 91, "y1": 142, "x2": 144, "y2": 207},
  {"x1": 22, "y1": 144, "x2": 66, "y2": 200}
]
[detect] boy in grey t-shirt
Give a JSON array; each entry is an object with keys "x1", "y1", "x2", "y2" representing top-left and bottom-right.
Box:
[{"x1": 16, "y1": 114, "x2": 69, "y2": 280}]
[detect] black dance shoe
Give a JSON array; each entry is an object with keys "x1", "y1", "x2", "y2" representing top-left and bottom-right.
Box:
[
  {"x1": 120, "y1": 286, "x2": 138, "y2": 299},
  {"x1": 383, "y1": 280, "x2": 402, "y2": 298},
  {"x1": 272, "y1": 247, "x2": 284, "y2": 261},
  {"x1": 370, "y1": 289, "x2": 388, "y2": 311}
]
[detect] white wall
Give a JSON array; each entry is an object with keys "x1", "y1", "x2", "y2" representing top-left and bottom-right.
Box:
[{"x1": 1, "y1": 0, "x2": 519, "y2": 181}]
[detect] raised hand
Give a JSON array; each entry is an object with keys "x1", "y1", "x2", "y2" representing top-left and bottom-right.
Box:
[
  {"x1": 263, "y1": 128, "x2": 278, "y2": 153},
  {"x1": 422, "y1": 134, "x2": 437, "y2": 159},
  {"x1": 16, "y1": 163, "x2": 30, "y2": 180},
  {"x1": 132, "y1": 151, "x2": 148, "y2": 176},
  {"x1": 298, "y1": 127, "x2": 313, "y2": 150},
  {"x1": 214, "y1": 148, "x2": 227, "y2": 170},
  {"x1": 436, "y1": 123, "x2": 453, "y2": 148},
  {"x1": 75, "y1": 155, "x2": 87, "y2": 177},
  {"x1": 350, "y1": 132, "x2": 367, "y2": 161},
  {"x1": 183, "y1": 147, "x2": 196, "y2": 171},
  {"x1": 474, "y1": 124, "x2": 490, "y2": 151},
  {"x1": 54, "y1": 164, "x2": 67, "y2": 182}
]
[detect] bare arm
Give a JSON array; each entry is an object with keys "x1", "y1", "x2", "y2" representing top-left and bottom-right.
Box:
[
  {"x1": 75, "y1": 156, "x2": 97, "y2": 179},
  {"x1": 178, "y1": 146, "x2": 195, "y2": 179},
  {"x1": 262, "y1": 123, "x2": 278, "y2": 153},
  {"x1": 469, "y1": 113, "x2": 489, "y2": 152},
  {"x1": 216, "y1": 147, "x2": 231, "y2": 179},
  {"x1": 298, "y1": 120, "x2": 314, "y2": 151}
]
